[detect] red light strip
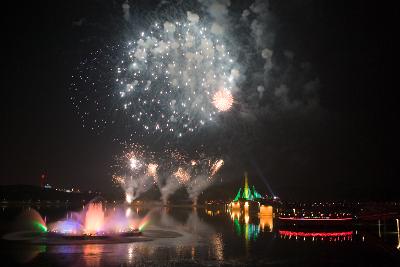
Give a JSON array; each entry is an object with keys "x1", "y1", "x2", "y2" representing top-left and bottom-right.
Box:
[
  {"x1": 278, "y1": 217, "x2": 352, "y2": 221},
  {"x1": 279, "y1": 230, "x2": 353, "y2": 237}
]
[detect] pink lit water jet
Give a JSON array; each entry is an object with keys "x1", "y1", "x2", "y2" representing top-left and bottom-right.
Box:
[
  {"x1": 48, "y1": 201, "x2": 144, "y2": 237},
  {"x1": 84, "y1": 203, "x2": 105, "y2": 234}
]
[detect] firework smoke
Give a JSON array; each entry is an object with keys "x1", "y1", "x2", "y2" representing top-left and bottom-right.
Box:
[
  {"x1": 185, "y1": 159, "x2": 224, "y2": 205},
  {"x1": 186, "y1": 175, "x2": 209, "y2": 206},
  {"x1": 112, "y1": 144, "x2": 158, "y2": 203},
  {"x1": 113, "y1": 144, "x2": 224, "y2": 204},
  {"x1": 159, "y1": 176, "x2": 182, "y2": 205}
]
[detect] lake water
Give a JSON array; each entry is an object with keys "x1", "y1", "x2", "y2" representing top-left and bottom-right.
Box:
[{"x1": 0, "y1": 204, "x2": 399, "y2": 266}]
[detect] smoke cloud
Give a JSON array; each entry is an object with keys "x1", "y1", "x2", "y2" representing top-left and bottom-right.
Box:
[{"x1": 122, "y1": 1, "x2": 130, "y2": 22}]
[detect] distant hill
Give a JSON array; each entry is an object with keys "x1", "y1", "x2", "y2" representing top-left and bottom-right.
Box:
[{"x1": 0, "y1": 185, "x2": 99, "y2": 202}]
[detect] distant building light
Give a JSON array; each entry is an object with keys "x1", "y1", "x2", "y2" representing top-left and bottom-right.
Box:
[{"x1": 44, "y1": 184, "x2": 52, "y2": 189}]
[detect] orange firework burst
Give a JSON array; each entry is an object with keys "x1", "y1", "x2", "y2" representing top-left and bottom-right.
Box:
[
  {"x1": 147, "y1": 163, "x2": 158, "y2": 177},
  {"x1": 212, "y1": 89, "x2": 233, "y2": 112},
  {"x1": 174, "y1": 167, "x2": 191, "y2": 184},
  {"x1": 112, "y1": 175, "x2": 125, "y2": 185}
]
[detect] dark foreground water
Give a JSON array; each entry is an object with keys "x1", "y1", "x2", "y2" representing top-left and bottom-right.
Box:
[{"x1": 0, "y1": 204, "x2": 399, "y2": 267}]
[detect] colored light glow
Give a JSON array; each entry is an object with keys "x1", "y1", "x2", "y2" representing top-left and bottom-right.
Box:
[
  {"x1": 33, "y1": 221, "x2": 47, "y2": 232},
  {"x1": 278, "y1": 217, "x2": 353, "y2": 221},
  {"x1": 233, "y1": 173, "x2": 261, "y2": 201},
  {"x1": 233, "y1": 217, "x2": 241, "y2": 235},
  {"x1": 279, "y1": 230, "x2": 353, "y2": 238},
  {"x1": 126, "y1": 207, "x2": 132, "y2": 218},
  {"x1": 138, "y1": 220, "x2": 149, "y2": 231},
  {"x1": 83, "y1": 244, "x2": 104, "y2": 267},
  {"x1": 231, "y1": 202, "x2": 240, "y2": 209},
  {"x1": 243, "y1": 173, "x2": 249, "y2": 200},
  {"x1": 51, "y1": 219, "x2": 82, "y2": 234},
  {"x1": 245, "y1": 214, "x2": 249, "y2": 224},
  {"x1": 244, "y1": 223, "x2": 260, "y2": 241},
  {"x1": 230, "y1": 210, "x2": 240, "y2": 220},
  {"x1": 230, "y1": 208, "x2": 260, "y2": 241},
  {"x1": 259, "y1": 205, "x2": 273, "y2": 232},
  {"x1": 48, "y1": 202, "x2": 143, "y2": 236}
]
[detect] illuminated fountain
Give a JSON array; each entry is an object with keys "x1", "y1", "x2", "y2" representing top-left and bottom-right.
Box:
[
  {"x1": 84, "y1": 203, "x2": 105, "y2": 235},
  {"x1": 3, "y1": 202, "x2": 152, "y2": 245},
  {"x1": 49, "y1": 202, "x2": 141, "y2": 237},
  {"x1": 2, "y1": 202, "x2": 153, "y2": 245}
]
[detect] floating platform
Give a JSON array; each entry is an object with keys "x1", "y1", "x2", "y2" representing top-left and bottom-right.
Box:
[
  {"x1": 3, "y1": 230, "x2": 148, "y2": 245},
  {"x1": 2, "y1": 228, "x2": 184, "y2": 245},
  {"x1": 278, "y1": 216, "x2": 353, "y2": 227}
]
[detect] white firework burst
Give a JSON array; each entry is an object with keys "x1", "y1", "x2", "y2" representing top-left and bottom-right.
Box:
[{"x1": 71, "y1": 11, "x2": 239, "y2": 139}]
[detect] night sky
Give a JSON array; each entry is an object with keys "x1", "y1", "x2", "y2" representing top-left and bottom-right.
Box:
[{"x1": 3, "y1": 0, "x2": 398, "y2": 201}]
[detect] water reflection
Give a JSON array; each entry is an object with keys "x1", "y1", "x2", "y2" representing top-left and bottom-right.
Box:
[
  {"x1": 10, "y1": 245, "x2": 46, "y2": 264},
  {"x1": 83, "y1": 244, "x2": 104, "y2": 266},
  {"x1": 279, "y1": 230, "x2": 353, "y2": 242},
  {"x1": 227, "y1": 204, "x2": 273, "y2": 241},
  {"x1": 2, "y1": 204, "x2": 400, "y2": 266},
  {"x1": 211, "y1": 233, "x2": 224, "y2": 261},
  {"x1": 225, "y1": 205, "x2": 360, "y2": 244},
  {"x1": 127, "y1": 244, "x2": 134, "y2": 264},
  {"x1": 259, "y1": 205, "x2": 273, "y2": 232}
]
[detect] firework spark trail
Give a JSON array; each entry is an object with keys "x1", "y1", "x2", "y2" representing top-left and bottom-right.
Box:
[
  {"x1": 210, "y1": 159, "x2": 224, "y2": 178},
  {"x1": 174, "y1": 167, "x2": 191, "y2": 184}
]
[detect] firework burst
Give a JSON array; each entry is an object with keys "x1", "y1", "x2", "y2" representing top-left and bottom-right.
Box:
[
  {"x1": 147, "y1": 163, "x2": 158, "y2": 178},
  {"x1": 71, "y1": 11, "x2": 239, "y2": 139},
  {"x1": 112, "y1": 143, "x2": 225, "y2": 203},
  {"x1": 174, "y1": 167, "x2": 191, "y2": 184},
  {"x1": 212, "y1": 89, "x2": 233, "y2": 112}
]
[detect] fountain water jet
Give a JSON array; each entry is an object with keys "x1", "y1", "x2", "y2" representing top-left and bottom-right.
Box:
[
  {"x1": 84, "y1": 203, "x2": 105, "y2": 235},
  {"x1": 47, "y1": 201, "x2": 141, "y2": 237}
]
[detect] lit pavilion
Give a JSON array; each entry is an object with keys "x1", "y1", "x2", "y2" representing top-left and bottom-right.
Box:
[{"x1": 233, "y1": 172, "x2": 263, "y2": 202}]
